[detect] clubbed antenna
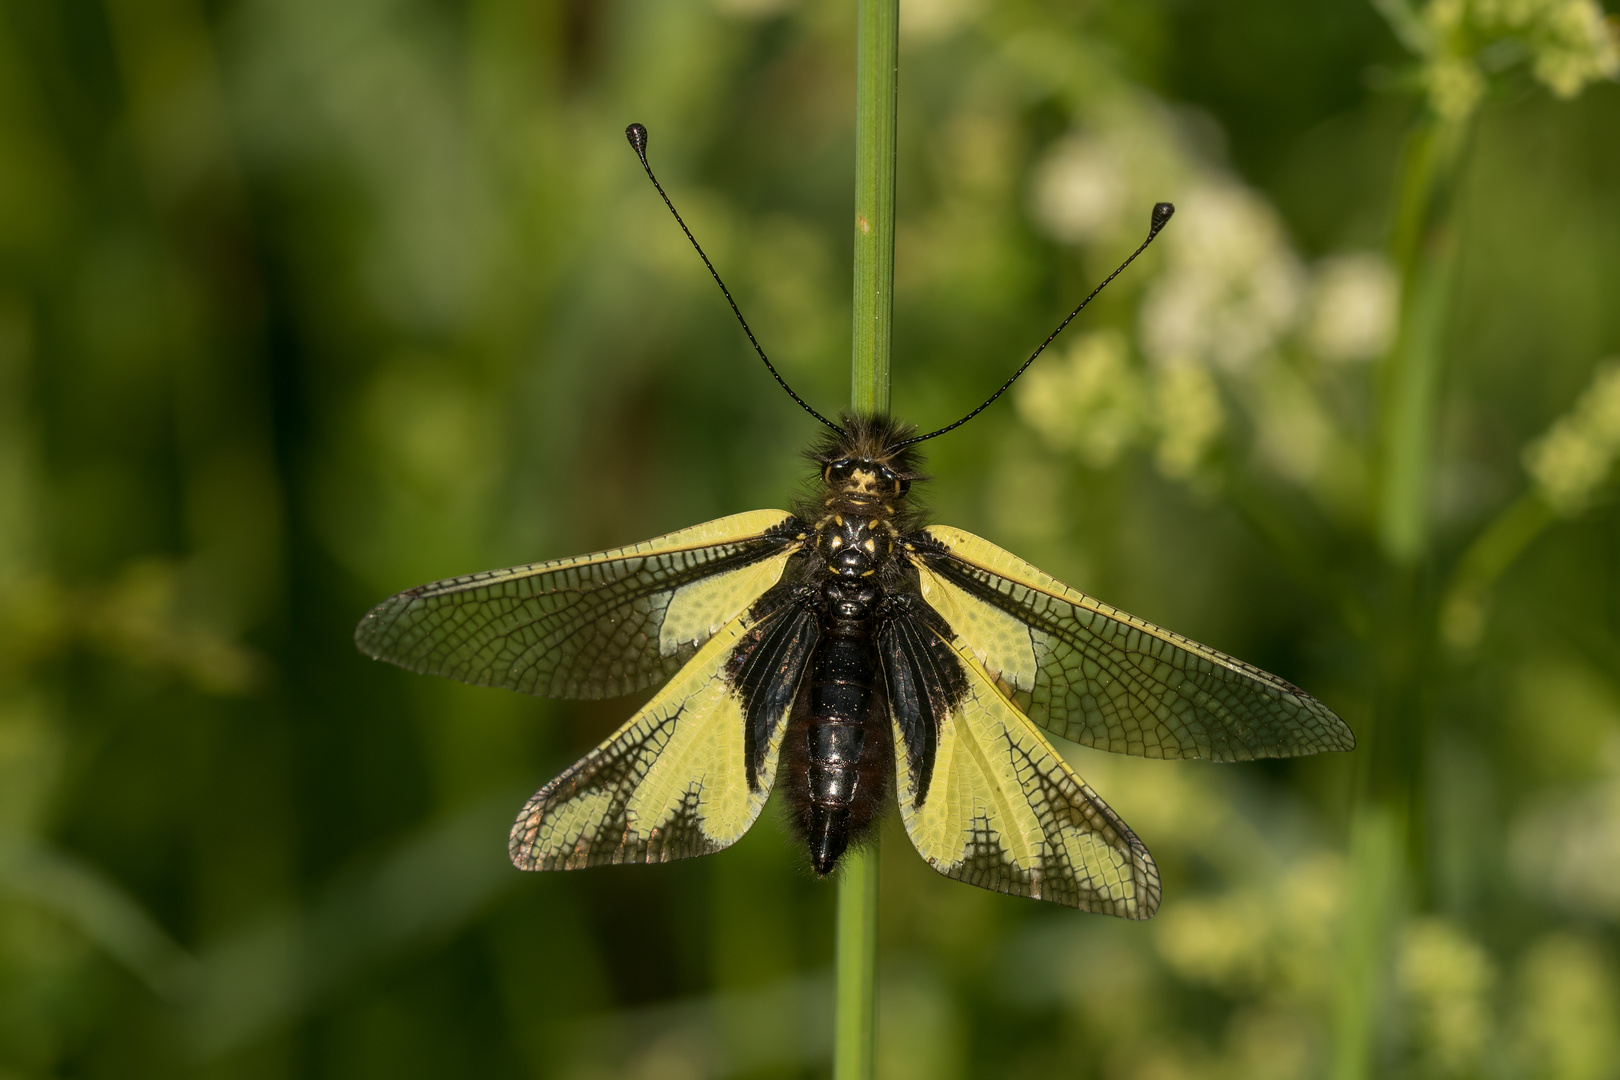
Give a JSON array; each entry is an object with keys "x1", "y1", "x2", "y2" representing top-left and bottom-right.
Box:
[
  {"x1": 626, "y1": 123, "x2": 846, "y2": 437},
  {"x1": 892, "y1": 202, "x2": 1176, "y2": 449}
]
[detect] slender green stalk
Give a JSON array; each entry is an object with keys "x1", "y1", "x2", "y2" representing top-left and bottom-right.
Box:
[
  {"x1": 1437, "y1": 492, "x2": 1554, "y2": 651},
  {"x1": 1329, "y1": 805, "x2": 1404, "y2": 1080},
  {"x1": 850, "y1": 0, "x2": 898, "y2": 416},
  {"x1": 835, "y1": 1, "x2": 897, "y2": 1077},
  {"x1": 1338, "y1": 105, "x2": 1474, "y2": 1080},
  {"x1": 834, "y1": 846, "x2": 880, "y2": 1079},
  {"x1": 1376, "y1": 113, "x2": 1471, "y2": 563}
]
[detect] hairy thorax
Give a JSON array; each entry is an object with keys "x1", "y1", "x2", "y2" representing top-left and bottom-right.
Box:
[{"x1": 807, "y1": 416, "x2": 920, "y2": 585}]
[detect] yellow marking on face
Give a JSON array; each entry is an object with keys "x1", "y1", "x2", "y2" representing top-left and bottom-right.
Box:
[{"x1": 849, "y1": 468, "x2": 880, "y2": 494}]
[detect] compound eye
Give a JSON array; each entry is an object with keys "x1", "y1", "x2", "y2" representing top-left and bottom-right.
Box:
[{"x1": 825, "y1": 460, "x2": 856, "y2": 483}]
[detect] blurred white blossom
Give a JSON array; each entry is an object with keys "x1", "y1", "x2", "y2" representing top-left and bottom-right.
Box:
[
  {"x1": 1527, "y1": 0, "x2": 1620, "y2": 97},
  {"x1": 1028, "y1": 103, "x2": 1186, "y2": 249},
  {"x1": 898, "y1": 0, "x2": 982, "y2": 40},
  {"x1": 1523, "y1": 360, "x2": 1620, "y2": 514},
  {"x1": 1306, "y1": 253, "x2": 1399, "y2": 363},
  {"x1": 1153, "y1": 362, "x2": 1225, "y2": 479},
  {"x1": 1399, "y1": 919, "x2": 1497, "y2": 1076},
  {"x1": 1511, "y1": 934, "x2": 1620, "y2": 1079},
  {"x1": 1154, "y1": 853, "x2": 1345, "y2": 999},
  {"x1": 1510, "y1": 738, "x2": 1620, "y2": 919},
  {"x1": 1414, "y1": 0, "x2": 1618, "y2": 119},
  {"x1": 1014, "y1": 331, "x2": 1144, "y2": 468},
  {"x1": 1027, "y1": 96, "x2": 1360, "y2": 498},
  {"x1": 1030, "y1": 136, "x2": 1130, "y2": 246},
  {"x1": 1470, "y1": 0, "x2": 1620, "y2": 98},
  {"x1": 1425, "y1": 54, "x2": 1488, "y2": 120},
  {"x1": 1140, "y1": 179, "x2": 1305, "y2": 374}
]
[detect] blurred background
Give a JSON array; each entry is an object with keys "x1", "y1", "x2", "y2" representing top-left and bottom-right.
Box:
[{"x1": 2, "y1": 0, "x2": 1619, "y2": 1076}]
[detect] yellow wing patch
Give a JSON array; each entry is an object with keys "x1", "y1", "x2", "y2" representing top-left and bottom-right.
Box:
[
  {"x1": 915, "y1": 561, "x2": 1041, "y2": 691},
  {"x1": 893, "y1": 633, "x2": 1160, "y2": 917},
  {"x1": 660, "y1": 549, "x2": 797, "y2": 656},
  {"x1": 510, "y1": 608, "x2": 788, "y2": 870}
]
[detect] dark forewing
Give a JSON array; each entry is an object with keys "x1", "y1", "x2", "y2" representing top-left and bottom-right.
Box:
[
  {"x1": 908, "y1": 526, "x2": 1353, "y2": 762},
  {"x1": 877, "y1": 591, "x2": 964, "y2": 809},
  {"x1": 355, "y1": 510, "x2": 806, "y2": 700},
  {"x1": 727, "y1": 565, "x2": 821, "y2": 789}
]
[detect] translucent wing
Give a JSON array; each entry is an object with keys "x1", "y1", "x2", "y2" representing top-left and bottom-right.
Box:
[
  {"x1": 907, "y1": 526, "x2": 1353, "y2": 762},
  {"x1": 355, "y1": 510, "x2": 807, "y2": 700},
  {"x1": 879, "y1": 605, "x2": 1159, "y2": 916},
  {"x1": 510, "y1": 591, "x2": 819, "y2": 869}
]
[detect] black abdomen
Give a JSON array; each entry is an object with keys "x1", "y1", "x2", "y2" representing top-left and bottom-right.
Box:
[{"x1": 787, "y1": 580, "x2": 891, "y2": 876}]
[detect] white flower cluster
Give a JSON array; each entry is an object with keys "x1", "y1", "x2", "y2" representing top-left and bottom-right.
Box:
[
  {"x1": 1023, "y1": 99, "x2": 1394, "y2": 493},
  {"x1": 1511, "y1": 738, "x2": 1620, "y2": 918},
  {"x1": 1029, "y1": 103, "x2": 1183, "y2": 250},
  {"x1": 1306, "y1": 253, "x2": 1400, "y2": 364},
  {"x1": 1469, "y1": 0, "x2": 1620, "y2": 97},
  {"x1": 1399, "y1": 919, "x2": 1498, "y2": 1076},
  {"x1": 1014, "y1": 331, "x2": 1142, "y2": 470},
  {"x1": 1523, "y1": 361, "x2": 1620, "y2": 515},
  {"x1": 1419, "y1": 0, "x2": 1619, "y2": 120},
  {"x1": 1140, "y1": 180, "x2": 1305, "y2": 375}
]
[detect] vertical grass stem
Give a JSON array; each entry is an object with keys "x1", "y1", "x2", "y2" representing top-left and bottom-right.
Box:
[
  {"x1": 836, "y1": 0, "x2": 897, "y2": 1077},
  {"x1": 850, "y1": 0, "x2": 898, "y2": 417},
  {"x1": 1377, "y1": 114, "x2": 1471, "y2": 564}
]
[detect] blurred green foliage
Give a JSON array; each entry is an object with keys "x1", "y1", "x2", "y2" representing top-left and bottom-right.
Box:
[{"x1": 2, "y1": 0, "x2": 1619, "y2": 1076}]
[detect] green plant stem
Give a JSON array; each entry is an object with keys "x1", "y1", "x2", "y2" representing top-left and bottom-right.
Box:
[
  {"x1": 1437, "y1": 491, "x2": 1554, "y2": 651},
  {"x1": 834, "y1": 847, "x2": 880, "y2": 1080},
  {"x1": 1337, "y1": 106, "x2": 1474, "y2": 1080},
  {"x1": 835, "y1": 1, "x2": 896, "y2": 1078},
  {"x1": 850, "y1": 0, "x2": 898, "y2": 417},
  {"x1": 1329, "y1": 805, "x2": 1404, "y2": 1080},
  {"x1": 1377, "y1": 112, "x2": 1471, "y2": 564}
]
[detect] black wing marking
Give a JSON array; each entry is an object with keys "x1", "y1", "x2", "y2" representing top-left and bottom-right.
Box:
[
  {"x1": 356, "y1": 511, "x2": 807, "y2": 700},
  {"x1": 907, "y1": 526, "x2": 1353, "y2": 762},
  {"x1": 728, "y1": 562, "x2": 821, "y2": 790},
  {"x1": 510, "y1": 588, "x2": 809, "y2": 870},
  {"x1": 879, "y1": 591, "x2": 1159, "y2": 916},
  {"x1": 876, "y1": 588, "x2": 963, "y2": 808}
]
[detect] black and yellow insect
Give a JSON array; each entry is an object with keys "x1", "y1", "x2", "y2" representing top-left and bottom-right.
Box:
[{"x1": 355, "y1": 123, "x2": 1352, "y2": 918}]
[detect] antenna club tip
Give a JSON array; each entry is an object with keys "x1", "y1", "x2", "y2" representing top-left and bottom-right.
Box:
[
  {"x1": 626, "y1": 123, "x2": 649, "y2": 160},
  {"x1": 1150, "y1": 202, "x2": 1175, "y2": 232}
]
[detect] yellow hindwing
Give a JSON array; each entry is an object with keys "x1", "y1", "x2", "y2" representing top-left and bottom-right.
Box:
[
  {"x1": 509, "y1": 549, "x2": 797, "y2": 869},
  {"x1": 894, "y1": 630, "x2": 1161, "y2": 917}
]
